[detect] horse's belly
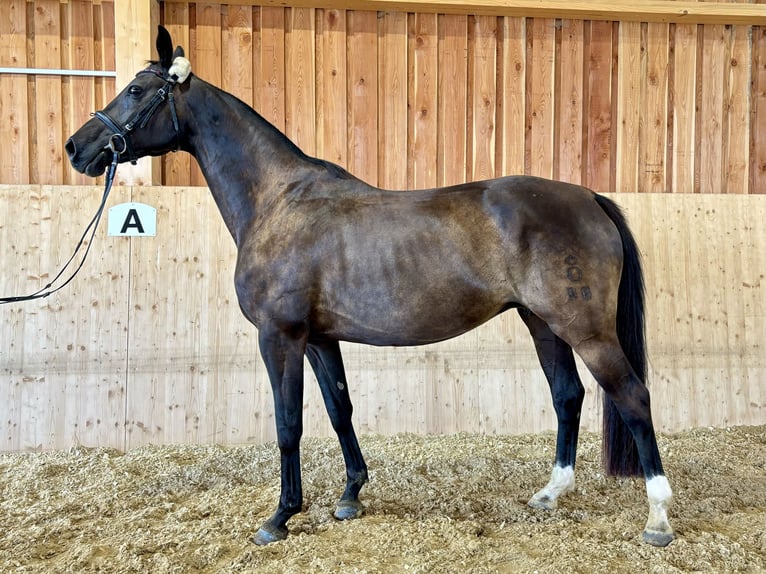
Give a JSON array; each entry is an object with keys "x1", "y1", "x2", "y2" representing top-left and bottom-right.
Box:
[{"x1": 316, "y1": 280, "x2": 513, "y2": 346}]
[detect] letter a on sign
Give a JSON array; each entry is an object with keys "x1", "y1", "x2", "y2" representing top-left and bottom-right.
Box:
[{"x1": 108, "y1": 202, "x2": 157, "y2": 236}]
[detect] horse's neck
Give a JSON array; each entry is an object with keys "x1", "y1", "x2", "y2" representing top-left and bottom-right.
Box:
[{"x1": 182, "y1": 79, "x2": 307, "y2": 245}]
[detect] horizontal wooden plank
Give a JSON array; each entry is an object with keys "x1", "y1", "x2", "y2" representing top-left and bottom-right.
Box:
[{"x1": 160, "y1": 0, "x2": 766, "y2": 26}]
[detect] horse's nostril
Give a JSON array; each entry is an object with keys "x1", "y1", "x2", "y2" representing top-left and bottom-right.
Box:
[{"x1": 65, "y1": 138, "x2": 76, "y2": 159}]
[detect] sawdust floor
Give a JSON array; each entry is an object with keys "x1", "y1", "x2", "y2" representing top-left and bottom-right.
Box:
[{"x1": 1, "y1": 426, "x2": 764, "y2": 573}]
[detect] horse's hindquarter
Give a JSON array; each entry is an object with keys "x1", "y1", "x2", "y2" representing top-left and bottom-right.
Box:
[{"x1": 237, "y1": 176, "x2": 623, "y2": 346}]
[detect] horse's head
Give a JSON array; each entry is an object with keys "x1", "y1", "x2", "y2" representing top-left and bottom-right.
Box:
[{"x1": 66, "y1": 26, "x2": 191, "y2": 176}]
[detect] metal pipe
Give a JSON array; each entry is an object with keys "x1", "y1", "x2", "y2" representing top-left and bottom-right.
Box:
[{"x1": 0, "y1": 67, "x2": 117, "y2": 78}]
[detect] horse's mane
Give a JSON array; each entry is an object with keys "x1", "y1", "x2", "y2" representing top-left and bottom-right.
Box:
[{"x1": 194, "y1": 73, "x2": 357, "y2": 181}]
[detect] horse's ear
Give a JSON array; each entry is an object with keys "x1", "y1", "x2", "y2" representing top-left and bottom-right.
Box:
[
  {"x1": 156, "y1": 25, "x2": 174, "y2": 69},
  {"x1": 173, "y1": 46, "x2": 185, "y2": 60}
]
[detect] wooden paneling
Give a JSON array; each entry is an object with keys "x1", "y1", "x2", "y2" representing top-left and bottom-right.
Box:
[
  {"x1": 2, "y1": 2, "x2": 764, "y2": 192},
  {"x1": 2, "y1": 185, "x2": 764, "y2": 450},
  {"x1": 1, "y1": 1, "x2": 116, "y2": 186},
  {"x1": 0, "y1": 1, "x2": 30, "y2": 184},
  {"x1": 0, "y1": 185, "x2": 129, "y2": 450},
  {"x1": 165, "y1": 0, "x2": 766, "y2": 27},
  {"x1": 408, "y1": 13, "x2": 438, "y2": 188},
  {"x1": 1, "y1": 2, "x2": 765, "y2": 452}
]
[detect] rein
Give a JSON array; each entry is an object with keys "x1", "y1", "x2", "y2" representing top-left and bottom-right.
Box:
[{"x1": 0, "y1": 69, "x2": 181, "y2": 305}]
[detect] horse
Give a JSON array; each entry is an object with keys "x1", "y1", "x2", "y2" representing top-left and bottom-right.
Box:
[{"x1": 66, "y1": 25, "x2": 674, "y2": 547}]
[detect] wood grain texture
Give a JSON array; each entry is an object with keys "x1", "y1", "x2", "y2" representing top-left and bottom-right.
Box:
[
  {"x1": 639, "y1": 22, "x2": 668, "y2": 193},
  {"x1": 0, "y1": 0, "x2": 30, "y2": 184},
  {"x1": 285, "y1": 7, "x2": 316, "y2": 156},
  {"x1": 316, "y1": 9, "x2": 347, "y2": 167},
  {"x1": 437, "y1": 14, "x2": 468, "y2": 186},
  {"x1": 752, "y1": 14, "x2": 766, "y2": 194},
  {"x1": 467, "y1": 15, "x2": 497, "y2": 182},
  {"x1": 525, "y1": 18, "x2": 555, "y2": 179},
  {"x1": 162, "y1": 0, "x2": 766, "y2": 26},
  {"x1": 584, "y1": 20, "x2": 613, "y2": 193},
  {"x1": 64, "y1": 1, "x2": 96, "y2": 186},
  {"x1": 347, "y1": 11, "x2": 378, "y2": 184},
  {"x1": 671, "y1": 22, "x2": 697, "y2": 194},
  {"x1": 377, "y1": 11, "x2": 408, "y2": 190},
  {"x1": 33, "y1": 0, "x2": 64, "y2": 185},
  {"x1": 496, "y1": 16, "x2": 525, "y2": 179},
  {"x1": 615, "y1": 21, "x2": 640, "y2": 193},
  {"x1": 556, "y1": 19, "x2": 583, "y2": 185},
  {"x1": 698, "y1": 23, "x2": 727, "y2": 194},
  {"x1": 161, "y1": 2, "x2": 192, "y2": 186},
  {"x1": 2, "y1": 186, "x2": 764, "y2": 450},
  {"x1": 408, "y1": 13, "x2": 438, "y2": 188},
  {"x1": 2, "y1": 2, "x2": 765, "y2": 192},
  {"x1": 113, "y1": 0, "x2": 157, "y2": 185}
]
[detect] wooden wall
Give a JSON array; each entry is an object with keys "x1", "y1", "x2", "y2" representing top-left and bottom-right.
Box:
[
  {"x1": 161, "y1": 2, "x2": 766, "y2": 193},
  {"x1": 0, "y1": 0, "x2": 116, "y2": 185},
  {"x1": 1, "y1": 1, "x2": 765, "y2": 452},
  {"x1": 1, "y1": 185, "x2": 764, "y2": 451},
  {"x1": 1, "y1": 1, "x2": 765, "y2": 192}
]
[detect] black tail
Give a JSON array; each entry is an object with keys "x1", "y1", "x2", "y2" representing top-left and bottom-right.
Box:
[{"x1": 593, "y1": 194, "x2": 646, "y2": 477}]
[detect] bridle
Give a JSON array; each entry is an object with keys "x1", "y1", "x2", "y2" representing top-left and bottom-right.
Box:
[
  {"x1": 0, "y1": 67, "x2": 183, "y2": 305},
  {"x1": 93, "y1": 67, "x2": 183, "y2": 164}
]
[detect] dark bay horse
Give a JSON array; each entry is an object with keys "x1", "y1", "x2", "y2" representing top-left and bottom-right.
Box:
[{"x1": 66, "y1": 26, "x2": 674, "y2": 547}]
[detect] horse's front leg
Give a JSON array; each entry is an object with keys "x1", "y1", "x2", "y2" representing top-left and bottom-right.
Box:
[
  {"x1": 252, "y1": 323, "x2": 307, "y2": 546},
  {"x1": 306, "y1": 340, "x2": 368, "y2": 520}
]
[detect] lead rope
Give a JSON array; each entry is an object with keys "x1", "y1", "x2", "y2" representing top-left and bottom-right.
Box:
[{"x1": 0, "y1": 146, "x2": 120, "y2": 305}]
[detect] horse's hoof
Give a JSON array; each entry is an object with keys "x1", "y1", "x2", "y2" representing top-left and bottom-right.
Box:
[
  {"x1": 527, "y1": 494, "x2": 557, "y2": 511},
  {"x1": 334, "y1": 500, "x2": 365, "y2": 521},
  {"x1": 642, "y1": 528, "x2": 675, "y2": 547},
  {"x1": 251, "y1": 523, "x2": 288, "y2": 546}
]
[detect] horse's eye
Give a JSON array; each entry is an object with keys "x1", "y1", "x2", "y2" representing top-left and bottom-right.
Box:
[{"x1": 128, "y1": 85, "x2": 143, "y2": 97}]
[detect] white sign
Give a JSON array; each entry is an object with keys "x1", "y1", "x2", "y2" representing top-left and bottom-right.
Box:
[{"x1": 107, "y1": 202, "x2": 157, "y2": 237}]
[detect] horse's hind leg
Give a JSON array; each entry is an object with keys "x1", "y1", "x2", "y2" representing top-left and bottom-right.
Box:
[
  {"x1": 306, "y1": 339, "x2": 368, "y2": 520},
  {"x1": 572, "y1": 336, "x2": 674, "y2": 547},
  {"x1": 519, "y1": 308, "x2": 584, "y2": 510}
]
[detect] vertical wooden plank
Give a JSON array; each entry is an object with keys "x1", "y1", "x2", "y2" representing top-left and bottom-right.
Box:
[
  {"x1": 751, "y1": 16, "x2": 766, "y2": 195},
  {"x1": 378, "y1": 12, "x2": 407, "y2": 190},
  {"x1": 584, "y1": 20, "x2": 613, "y2": 192},
  {"x1": 616, "y1": 21, "x2": 641, "y2": 193},
  {"x1": 408, "y1": 13, "x2": 438, "y2": 188},
  {"x1": 438, "y1": 14, "x2": 467, "y2": 186},
  {"x1": 33, "y1": 0, "x2": 64, "y2": 185},
  {"x1": 496, "y1": 16, "x2": 524, "y2": 179},
  {"x1": 526, "y1": 18, "x2": 555, "y2": 179},
  {"x1": 161, "y1": 2, "x2": 191, "y2": 186},
  {"x1": 671, "y1": 23, "x2": 698, "y2": 194},
  {"x1": 698, "y1": 23, "x2": 727, "y2": 193},
  {"x1": 285, "y1": 7, "x2": 316, "y2": 156},
  {"x1": 639, "y1": 23, "x2": 669, "y2": 193},
  {"x1": 192, "y1": 4, "x2": 223, "y2": 187},
  {"x1": 316, "y1": 9, "x2": 346, "y2": 167},
  {"x1": 0, "y1": 0, "x2": 30, "y2": 184},
  {"x1": 467, "y1": 15, "x2": 496, "y2": 182},
  {"x1": 347, "y1": 11, "x2": 378, "y2": 185},
  {"x1": 725, "y1": 20, "x2": 750, "y2": 194},
  {"x1": 94, "y1": 0, "x2": 116, "y2": 115},
  {"x1": 222, "y1": 5, "x2": 254, "y2": 104},
  {"x1": 557, "y1": 19, "x2": 583, "y2": 185},
  {"x1": 64, "y1": 0, "x2": 95, "y2": 186},
  {"x1": 258, "y1": 7, "x2": 286, "y2": 132},
  {"x1": 114, "y1": 0, "x2": 157, "y2": 185}
]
